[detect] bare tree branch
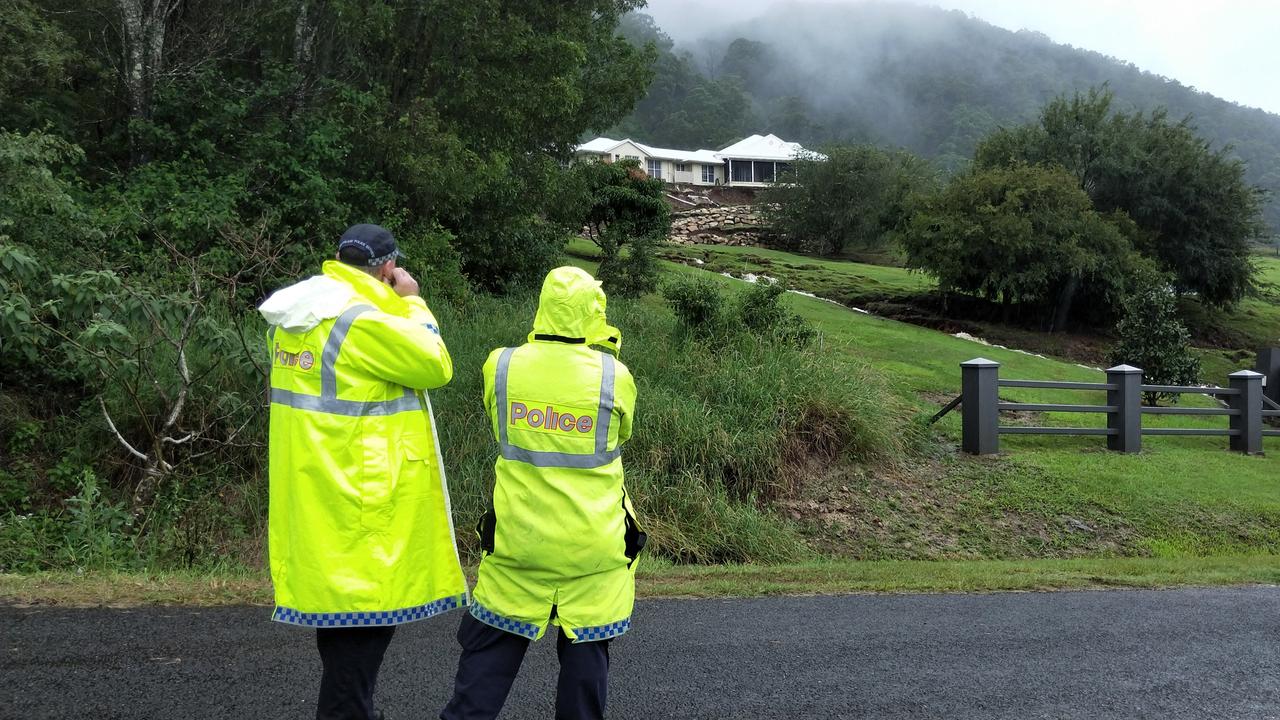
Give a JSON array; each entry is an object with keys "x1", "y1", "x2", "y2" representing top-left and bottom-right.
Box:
[{"x1": 100, "y1": 396, "x2": 150, "y2": 463}]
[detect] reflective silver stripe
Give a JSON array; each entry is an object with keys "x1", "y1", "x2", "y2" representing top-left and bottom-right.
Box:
[
  {"x1": 270, "y1": 303, "x2": 423, "y2": 417},
  {"x1": 495, "y1": 347, "x2": 622, "y2": 469},
  {"x1": 271, "y1": 388, "x2": 422, "y2": 417},
  {"x1": 322, "y1": 305, "x2": 374, "y2": 397},
  {"x1": 595, "y1": 353, "x2": 616, "y2": 457}
]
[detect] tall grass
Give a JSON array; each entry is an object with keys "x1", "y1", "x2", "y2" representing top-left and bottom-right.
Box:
[
  {"x1": 2, "y1": 279, "x2": 918, "y2": 571},
  {"x1": 431, "y1": 290, "x2": 917, "y2": 564}
]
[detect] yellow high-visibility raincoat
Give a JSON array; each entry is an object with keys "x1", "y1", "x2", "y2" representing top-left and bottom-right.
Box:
[
  {"x1": 469, "y1": 266, "x2": 645, "y2": 643},
  {"x1": 260, "y1": 260, "x2": 468, "y2": 627}
]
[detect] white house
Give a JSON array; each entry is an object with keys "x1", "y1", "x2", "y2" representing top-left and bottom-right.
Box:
[
  {"x1": 574, "y1": 137, "x2": 725, "y2": 185},
  {"x1": 573, "y1": 133, "x2": 817, "y2": 187}
]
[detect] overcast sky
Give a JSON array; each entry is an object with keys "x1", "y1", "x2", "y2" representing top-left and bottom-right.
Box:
[{"x1": 641, "y1": 0, "x2": 1280, "y2": 116}]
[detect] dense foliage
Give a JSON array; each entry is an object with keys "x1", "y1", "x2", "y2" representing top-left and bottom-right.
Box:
[
  {"x1": 762, "y1": 145, "x2": 938, "y2": 255},
  {"x1": 1, "y1": 0, "x2": 655, "y2": 290},
  {"x1": 0, "y1": 0, "x2": 662, "y2": 569},
  {"x1": 901, "y1": 164, "x2": 1148, "y2": 330},
  {"x1": 976, "y1": 89, "x2": 1266, "y2": 307},
  {"x1": 617, "y1": 4, "x2": 1280, "y2": 234}
]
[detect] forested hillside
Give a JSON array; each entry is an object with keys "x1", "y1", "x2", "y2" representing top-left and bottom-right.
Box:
[{"x1": 615, "y1": 2, "x2": 1280, "y2": 233}]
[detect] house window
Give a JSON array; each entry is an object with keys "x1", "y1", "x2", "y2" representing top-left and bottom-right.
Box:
[
  {"x1": 701, "y1": 165, "x2": 717, "y2": 183},
  {"x1": 730, "y1": 159, "x2": 754, "y2": 183},
  {"x1": 646, "y1": 158, "x2": 663, "y2": 179},
  {"x1": 753, "y1": 161, "x2": 776, "y2": 183},
  {"x1": 675, "y1": 163, "x2": 689, "y2": 173}
]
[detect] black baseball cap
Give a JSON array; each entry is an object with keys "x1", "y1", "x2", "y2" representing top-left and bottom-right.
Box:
[{"x1": 337, "y1": 224, "x2": 405, "y2": 267}]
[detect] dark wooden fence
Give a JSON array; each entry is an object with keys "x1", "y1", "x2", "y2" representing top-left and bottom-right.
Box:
[{"x1": 949, "y1": 349, "x2": 1280, "y2": 456}]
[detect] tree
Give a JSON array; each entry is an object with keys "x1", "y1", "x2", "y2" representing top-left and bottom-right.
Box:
[
  {"x1": 567, "y1": 158, "x2": 671, "y2": 297},
  {"x1": 718, "y1": 38, "x2": 774, "y2": 96},
  {"x1": 10, "y1": 1, "x2": 657, "y2": 292},
  {"x1": 1108, "y1": 281, "x2": 1201, "y2": 406},
  {"x1": 976, "y1": 88, "x2": 1267, "y2": 307},
  {"x1": 762, "y1": 145, "x2": 938, "y2": 255},
  {"x1": 901, "y1": 164, "x2": 1145, "y2": 330}
]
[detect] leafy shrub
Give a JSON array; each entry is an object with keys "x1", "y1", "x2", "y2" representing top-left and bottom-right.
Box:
[
  {"x1": 663, "y1": 276, "x2": 817, "y2": 347},
  {"x1": 1108, "y1": 281, "x2": 1201, "y2": 405},
  {"x1": 0, "y1": 469, "x2": 27, "y2": 511},
  {"x1": 735, "y1": 281, "x2": 817, "y2": 347},
  {"x1": 597, "y1": 233, "x2": 660, "y2": 299},
  {"x1": 457, "y1": 215, "x2": 568, "y2": 294},
  {"x1": 390, "y1": 221, "x2": 470, "y2": 307},
  {"x1": 662, "y1": 276, "x2": 726, "y2": 337},
  {"x1": 0, "y1": 469, "x2": 133, "y2": 573}
]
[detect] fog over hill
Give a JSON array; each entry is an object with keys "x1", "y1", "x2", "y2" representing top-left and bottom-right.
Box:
[{"x1": 615, "y1": 1, "x2": 1280, "y2": 234}]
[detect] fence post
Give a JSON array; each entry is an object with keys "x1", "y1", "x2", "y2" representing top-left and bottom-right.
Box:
[
  {"x1": 961, "y1": 358, "x2": 1000, "y2": 455},
  {"x1": 1258, "y1": 348, "x2": 1279, "y2": 406},
  {"x1": 1229, "y1": 370, "x2": 1265, "y2": 455},
  {"x1": 1106, "y1": 365, "x2": 1143, "y2": 453}
]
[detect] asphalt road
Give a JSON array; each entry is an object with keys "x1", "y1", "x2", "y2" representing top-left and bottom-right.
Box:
[{"x1": 4, "y1": 587, "x2": 1280, "y2": 719}]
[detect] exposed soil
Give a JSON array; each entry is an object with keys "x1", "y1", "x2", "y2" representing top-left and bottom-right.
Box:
[{"x1": 774, "y1": 454, "x2": 1139, "y2": 562}]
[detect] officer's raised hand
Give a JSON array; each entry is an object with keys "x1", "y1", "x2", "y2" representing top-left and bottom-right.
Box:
[{"x1": 390, "y1": 267, "x2": 420, "y2": 297}]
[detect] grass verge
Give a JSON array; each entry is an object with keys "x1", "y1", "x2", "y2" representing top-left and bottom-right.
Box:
[{"x1": 4, "y1": 555, "x2": 1278, "y2": 607}]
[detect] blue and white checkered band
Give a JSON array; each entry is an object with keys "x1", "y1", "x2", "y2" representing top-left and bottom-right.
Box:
[
  {"x1": 572, "y1": 617, "x2": 632, "y2": 643},
  {"x1": 366, "y1": 251, "x2": 397, "y2": 267},
  {"x1": 271, "y1": 593, "x2": 468, "y2": 627}
]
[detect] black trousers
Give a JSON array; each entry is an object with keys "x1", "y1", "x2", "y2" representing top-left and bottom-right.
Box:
[
  {"x1": 315, "y1": 625, "x2": 397, "y2": 720},
  {"x1": 440, "y1": 612, "x2": 611, "y2": 720}
]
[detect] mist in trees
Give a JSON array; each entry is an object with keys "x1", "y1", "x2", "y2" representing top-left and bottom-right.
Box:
[{"x1": 616, "y1": 3, "x2": 1280, "y2": 233}]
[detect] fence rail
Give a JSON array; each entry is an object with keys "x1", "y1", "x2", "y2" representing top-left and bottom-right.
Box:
[{"x1": 956, "y1": 350, "x2": 1279, "y2": 456}]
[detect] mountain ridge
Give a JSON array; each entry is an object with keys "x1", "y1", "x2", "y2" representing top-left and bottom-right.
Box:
[{"x1": 619, "y1": 2, "x2": 1280, "y2": 233}]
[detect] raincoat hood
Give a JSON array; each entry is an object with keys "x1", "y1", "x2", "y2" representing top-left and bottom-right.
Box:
[
  {"x1": 258, "y1": 275, "x2": 355, "y2": 333},
  {"x1": 259, "y1": 261, "x2": 415, "y2": 333},
  {"x1": 530, "y1": 267, "x2": 620, "y2": 350}
]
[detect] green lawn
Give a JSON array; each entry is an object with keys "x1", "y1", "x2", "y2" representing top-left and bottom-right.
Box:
[
  {"x1": 657, "y1": 241, "x2": 1279, "y2": 384},
  {"x1": 659, "y1": 243, "x2": 932, "y2": 306}
]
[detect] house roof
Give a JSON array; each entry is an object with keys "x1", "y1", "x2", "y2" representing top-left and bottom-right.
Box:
[
  {"x1": 717, "y1": 134, "x2": 815, "y2": 161},
  {"x1": 645, "y1": 144, "x2": 722, "y2": 164},
  {"x1": 576, "y1": 136, "x2": 623, "y2": 154},
  {"x1": 574, "y1": 137, "x2": 721, "y2": 164},
  {"x1": 574, "y1": 134, "x2": 822, "y2": 164}
]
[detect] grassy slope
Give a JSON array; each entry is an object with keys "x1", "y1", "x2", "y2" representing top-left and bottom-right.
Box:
[{"x1": 639, "y1": 240, "x2": 1280, "y2": 563}]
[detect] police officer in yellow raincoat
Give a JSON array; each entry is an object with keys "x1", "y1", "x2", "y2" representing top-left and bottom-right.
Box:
[
  {"x1": 440, "y1": 266, "x2": 645, "y2": 720},
  {"x1": 260, "y1": 224, "x2": 468, "y2": 720}
]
